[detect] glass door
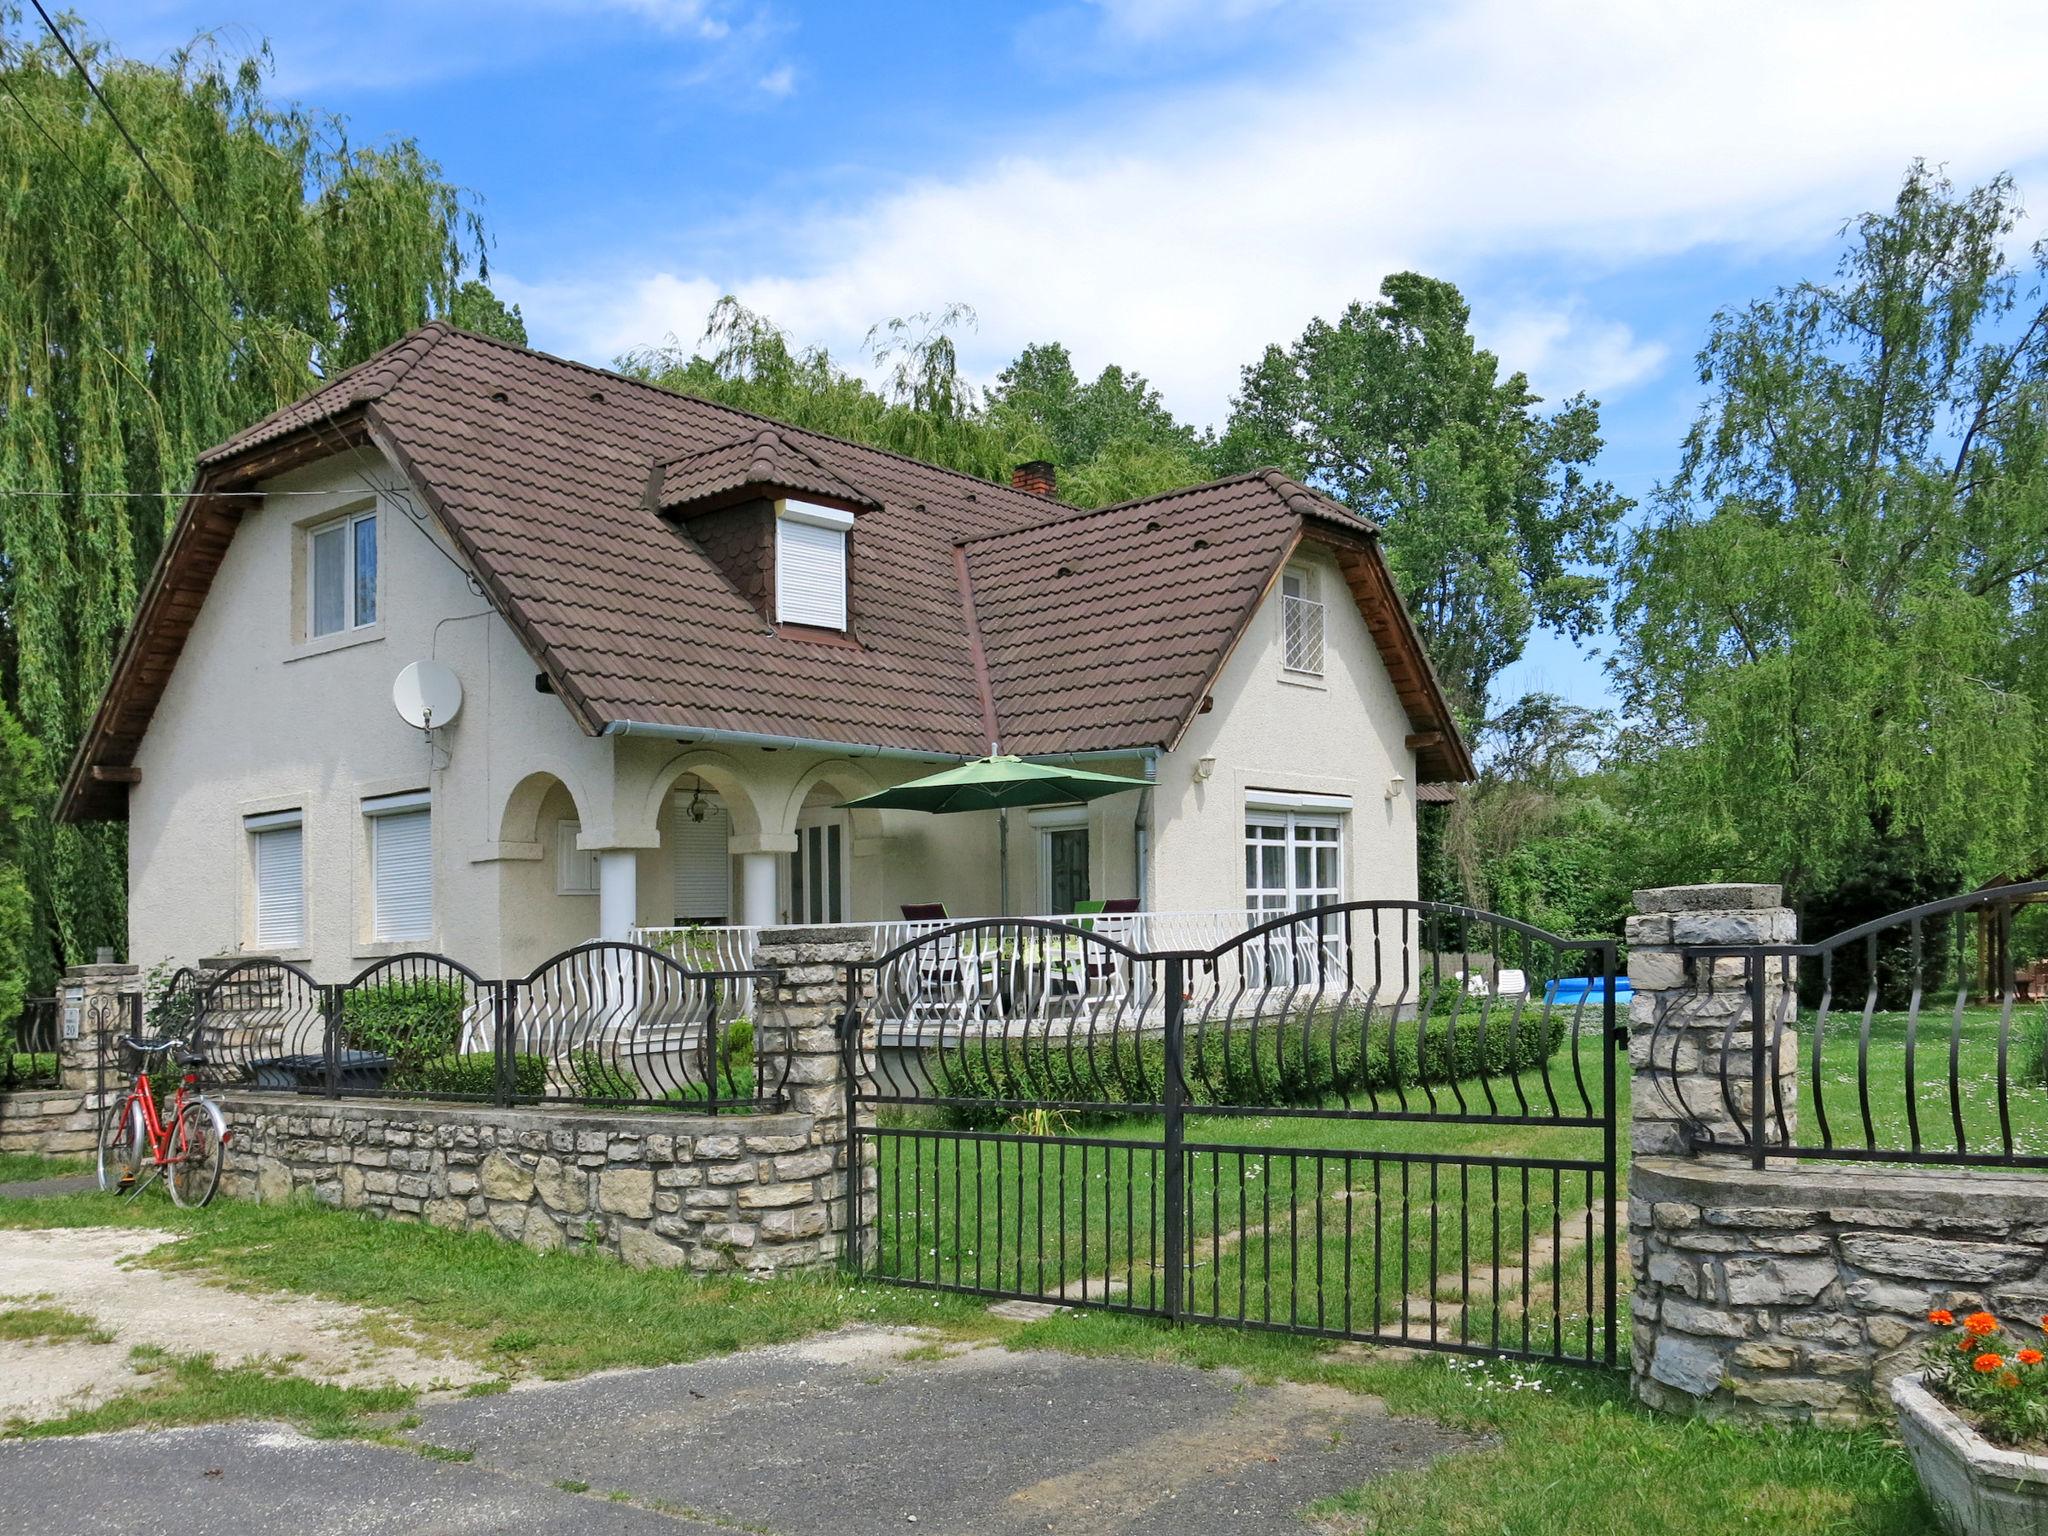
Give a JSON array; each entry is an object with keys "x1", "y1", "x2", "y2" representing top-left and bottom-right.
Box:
[{"x1": 788, "y1": 811, "x2": 848, "y2": 924}]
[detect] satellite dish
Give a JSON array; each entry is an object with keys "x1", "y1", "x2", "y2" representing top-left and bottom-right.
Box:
[{"x1": 393, "y1": 660, "x2": 463, "y2": 730}]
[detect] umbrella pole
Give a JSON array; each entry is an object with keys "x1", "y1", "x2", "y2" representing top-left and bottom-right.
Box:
[{"x1": 998, "y1": 808, "x2": 1010, "y2": 915}]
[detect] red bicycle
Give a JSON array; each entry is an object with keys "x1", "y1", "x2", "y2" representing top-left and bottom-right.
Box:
[{"x1": 97, "y1": 1033, "x2": 228, "y2": 1207}]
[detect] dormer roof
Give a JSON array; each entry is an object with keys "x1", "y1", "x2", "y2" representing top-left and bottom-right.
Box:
[{"x1": 654, "y1": 427, "x2": 881, "y2": 518}]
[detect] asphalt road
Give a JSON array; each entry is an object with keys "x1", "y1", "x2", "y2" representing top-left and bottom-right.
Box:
[{"x1": 0, "y1": 1326, "x2": 1473, "y2": 1535}]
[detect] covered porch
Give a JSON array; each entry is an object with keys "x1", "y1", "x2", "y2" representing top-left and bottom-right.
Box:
[{"x1": 483, "y1": 736, "x2": 1157, "y2": 978}]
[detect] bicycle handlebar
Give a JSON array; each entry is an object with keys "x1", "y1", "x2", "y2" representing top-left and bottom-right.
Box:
[{"x1": 120, "y1": 1034, "x2": 187, "y2": 1056}]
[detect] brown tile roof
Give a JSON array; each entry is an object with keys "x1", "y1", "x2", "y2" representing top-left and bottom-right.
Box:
[
  {"x1": 60, "y1": 325, "x2": 1471, "y2": 821},
  {"x1": 656, "y1": 427, "x2": 880, "y2": 516}
]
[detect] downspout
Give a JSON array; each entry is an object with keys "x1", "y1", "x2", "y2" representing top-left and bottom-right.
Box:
[{"x1": 1134, "y1": 749, "x2": 1158, "y2": 913}]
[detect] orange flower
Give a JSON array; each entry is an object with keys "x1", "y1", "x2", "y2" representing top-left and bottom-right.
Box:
[
  {"x1": 1974, "y1": 1353, "x2": 2005, "y2": 1374},
  {"x1": 1928, "y1": 1309, "x2": 1955, "y2": 1326},
  {"x1": 1964, "y1": 1312, "x2": 2000, "y2": 1337},
  {"x1": 2001, "y1": 1371, "x2": 2023, "y2": 1389},
  {"x1": 2020, "y1": 1350, "x2": 2045, "y2": 1366},
  {"x1": 1959, "y1": 1336, "x2": 1979, "y2": 1352}
]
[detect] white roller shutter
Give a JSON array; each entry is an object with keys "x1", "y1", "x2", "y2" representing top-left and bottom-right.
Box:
[
  {"x1": 669, "y1": 798, "x2": 732, "y2": 923},
  {"x1": 250, "y1": 818, "x2": 305, "y2": 949},
  {"x1": 370, "y1": 804, "x2": 433, "y2": 942},
  {"x1": 776, "y1": 509, "x2": 849, "y2": 629}
]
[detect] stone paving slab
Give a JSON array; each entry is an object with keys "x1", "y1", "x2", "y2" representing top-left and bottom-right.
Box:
[
  {"x1": 410, "y1": 1325, "x2": 1474, "y2": 1535},
  {"x1": 0, "y1": 1421, "x2": 710, "y2": 1534}
]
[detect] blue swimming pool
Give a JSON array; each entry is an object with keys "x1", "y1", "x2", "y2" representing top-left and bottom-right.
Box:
[{"x1": 1542, "y1": 976, "x2": 1634, "y2": 1006}]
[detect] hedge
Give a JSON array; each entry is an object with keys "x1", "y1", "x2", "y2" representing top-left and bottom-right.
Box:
[{"x1": 932, "y1": 983, "x2": 1576, "y2": 1129}]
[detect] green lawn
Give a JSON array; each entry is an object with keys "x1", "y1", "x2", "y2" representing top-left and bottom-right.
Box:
[
  {"x1": 0, "y1": 1151, "x2": 91, "y2": 1185},
  {"x1": 0, "y1": 1185, "x2": 1931, "y2": 1535},
  {"x1": 869, "y1": 1063, "x2": 1619, "y2": 1360},
  {"x1": 1801, "y1": 1003, "x2": 2048, "y2": 1159}
]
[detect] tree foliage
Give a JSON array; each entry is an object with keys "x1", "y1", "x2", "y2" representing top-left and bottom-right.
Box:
[
  {"x1": 1219, "y1": 273, "x2": 1630, "y2": 721},
  {"x1": 1615, "y1": 165, "x2": 2048, "y2": 902},
  {"x1": 618, "y1": 299, "x2": 1218, "y2": 508},
  {"x1": 0, "y1": 17, "x2": 485, "y2": 985}
]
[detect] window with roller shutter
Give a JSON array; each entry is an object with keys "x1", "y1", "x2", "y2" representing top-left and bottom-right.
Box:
[
  {"x1": 775, "y1": 502, "x2": 852, "y2": 629},
  {"x1": 246, "y1": 810, "x2": 305, "y2": 949},
  {"x1": 667, "y1": 795, "x2": 732, "y2": 923},
  {"x1": 365, "y1": 791, "x2": 433, "y2": 942}
]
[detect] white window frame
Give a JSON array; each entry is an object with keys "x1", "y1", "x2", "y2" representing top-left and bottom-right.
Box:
[
  {"x1": 786, "y1": 808, "x2": 851, "y2": 924},
  {"x1": 308, "y1": 508, "x2": 379, "y2": 639},
  {"x1": 775, "y1": 500, "x2": 853, "y2": 630},
  {"x1": 364, "y1": 790, "x2": 433, "y2": 943},
  {"x1": 555, "y1": 819, "x2": 601, "y2": 897},
  {"x1": 1244, "y1": 808, "x2": 1345, "y2": 916},
  {"x1": 1244, "y1": 804, "x2": 1346, "y2": 985},
  {"x1": 245, "y1": 809, "x2": 306, "y2": 951},
  {"x1": 1280, "y1": 563, "x2": 1324, "y2": 678}
]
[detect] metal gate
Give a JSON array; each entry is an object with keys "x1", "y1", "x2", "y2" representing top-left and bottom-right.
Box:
[{"x1": 842, "y1": 901, "x2": 1620, "y2": 1367}]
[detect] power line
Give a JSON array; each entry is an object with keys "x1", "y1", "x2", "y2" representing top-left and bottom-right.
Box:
[
  {"x1": 0, "y1": 488, "x2": 416, "y2": 498},
  {"x1": 28, "y1": 0, "x2": 259, "y2": 321},
  {"x1": 18, "y1": 6, "x2": 494, "y2": 606}
]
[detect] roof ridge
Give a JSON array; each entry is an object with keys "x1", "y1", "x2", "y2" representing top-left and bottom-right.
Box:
[
  {"x1": 954, "y1": 469, "x2": 1286, "y2": 549},
  {"x1": 1256, "y1": 467, "x2": 1375, "y2": 530},
  {"x1": 423, "y1": 323, "x2": 1069, "y2": 512},
  {"x1": 198, "y1": 322, "x2": 454, "y2": 465}
]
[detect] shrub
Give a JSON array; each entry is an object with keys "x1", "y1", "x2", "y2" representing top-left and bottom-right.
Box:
[
  {"x1": 565, "y1": 1050, "x2": 639, "y2": 1102},
  {"x1": 415, "y1": 1051, "x2": 548, "y2": 1099},
  {"x1": 931, "y1": 983, "x2": 1572, "y2": 1130},
  {"x1": 340, "y1": 980, "x2": 470, "y2": 1087}
]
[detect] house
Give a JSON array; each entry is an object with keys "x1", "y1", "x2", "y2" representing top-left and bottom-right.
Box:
[{"x1": 57, "y1": 324, "x2": 1472, "y2": 982}]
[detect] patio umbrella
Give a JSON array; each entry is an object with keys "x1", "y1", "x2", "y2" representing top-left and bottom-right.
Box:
[{"x1": 841, "y1": 754, "x2": 1151, "y2": 913}]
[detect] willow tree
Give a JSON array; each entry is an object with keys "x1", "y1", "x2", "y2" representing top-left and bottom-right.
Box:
[
  {"x1": 0, "y1": 17, "x2": 487, "y2": 985},
  {"x1": 1615, "y1": 165, "x2": 2048, "y2": 906}
]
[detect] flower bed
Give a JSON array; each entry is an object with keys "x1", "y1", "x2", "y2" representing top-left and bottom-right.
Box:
[{"x1": 1899, "y1": 1308, "x2": 2048, "y2": 1535}]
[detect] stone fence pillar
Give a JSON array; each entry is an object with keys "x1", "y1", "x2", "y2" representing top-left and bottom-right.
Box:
[
  {"x1": 1626, "y1": 884, "x2": 1798, "y2": 1162},
  {"x1": 754, "y1": 926, "x2": 872, "y2": 1266},
  {"x1": 58, "y1": 960, "x2": 140, "y2": 1096}
]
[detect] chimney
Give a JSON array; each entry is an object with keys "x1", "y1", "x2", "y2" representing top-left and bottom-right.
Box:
[{"x1": 1011, "y1": 460, "x2": 1057, "y2": 497}]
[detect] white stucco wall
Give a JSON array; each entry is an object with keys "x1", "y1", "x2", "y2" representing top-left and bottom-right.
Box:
[
  {"x1": 126, "y1": 449, "x2": 618, "y2": 979},
  {"x1": 1148, "y1": 542, "x2": 1418, "y2": 915}
]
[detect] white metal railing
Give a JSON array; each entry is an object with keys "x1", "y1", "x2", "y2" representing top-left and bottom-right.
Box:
[
  {"x1": 631, "y1": 909, "x2": 1257, "y2": 971},
  {"x1": 630, "y1": 909, "x2": 1345, "y2": 1027}
]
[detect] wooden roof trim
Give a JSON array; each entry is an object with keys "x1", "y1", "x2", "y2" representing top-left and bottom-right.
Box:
[
  {"x1": 1312, "y1": 526, "x2": 1475, "y2": 782},
  {"x1": 57, "y1": 414, "x2": 373, "y2": 822}
]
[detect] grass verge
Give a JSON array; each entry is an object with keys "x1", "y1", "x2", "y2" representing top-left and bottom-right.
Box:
[
  {"x1": 0, "y1": 1186, "x2": 1932, "y2": 1533},
  {"x1": 0, "y1": 1152, "x2": 92, "y2": 1185}
]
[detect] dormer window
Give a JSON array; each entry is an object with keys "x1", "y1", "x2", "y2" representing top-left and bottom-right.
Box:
[{"x1": 776, "y1": 500, "x2": 853, "y2": 630}]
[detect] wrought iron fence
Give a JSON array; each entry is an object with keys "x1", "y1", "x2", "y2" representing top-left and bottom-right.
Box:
[
  {"x1": 1655, "y1": 881, "x2": 2048, "y2": 1169},
  {"x1": 141, "y1": 943, "x2": 787, "y2": 1113},
  {"x1": 1, "y1": 996, "x2": 60, "y2": 1090},
  {"x1": 846, "y1": 900, "x2": 1621, "y2": 1368}
]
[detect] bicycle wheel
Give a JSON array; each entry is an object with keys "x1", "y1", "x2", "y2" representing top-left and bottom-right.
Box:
[
  {"x1": 166, "y1": 1096, "x2": 227, "y2": 1208},
  {"x1": 96, "y1": 1098, "x2": 143, "y2": 1192}
]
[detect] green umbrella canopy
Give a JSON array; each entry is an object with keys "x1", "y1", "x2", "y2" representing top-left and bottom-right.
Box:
[{"x1": 841, "y1": 755, "x2": 1150, "y2": 814}]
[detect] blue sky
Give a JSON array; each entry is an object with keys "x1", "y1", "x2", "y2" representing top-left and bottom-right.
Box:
[{"x1": 85, "y1": 0, "x2": 2048, "y2": 711}]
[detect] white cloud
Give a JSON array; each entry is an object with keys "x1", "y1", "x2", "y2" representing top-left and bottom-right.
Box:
[
  {"x1": 1080, "y1": 0, "x2": 1294, "y2": 43},
  {"x1": 513, "y1": 0, "x2": 2048, "y2": 425},
  {"x1": 756, "y1": 63, "x2": 795, "y2": 98}
]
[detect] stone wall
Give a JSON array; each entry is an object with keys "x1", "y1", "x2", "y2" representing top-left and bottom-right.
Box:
[
  {"x1": 1631, "y1": 1158, "x2": 2048, "y2": 1424},
  {"x1": 221, "y1": 1095, "x2": 838, "y2": 1274},
  {"x1": 1625, "y1": 882, "x2": 2048, "y2": 1426},
  {"x1": 0, "y1": 1088, "x2": 101, "y2": 1159},
  {"x1": 204, "y1": 925, "x2": 869, "y2": 1276}
]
